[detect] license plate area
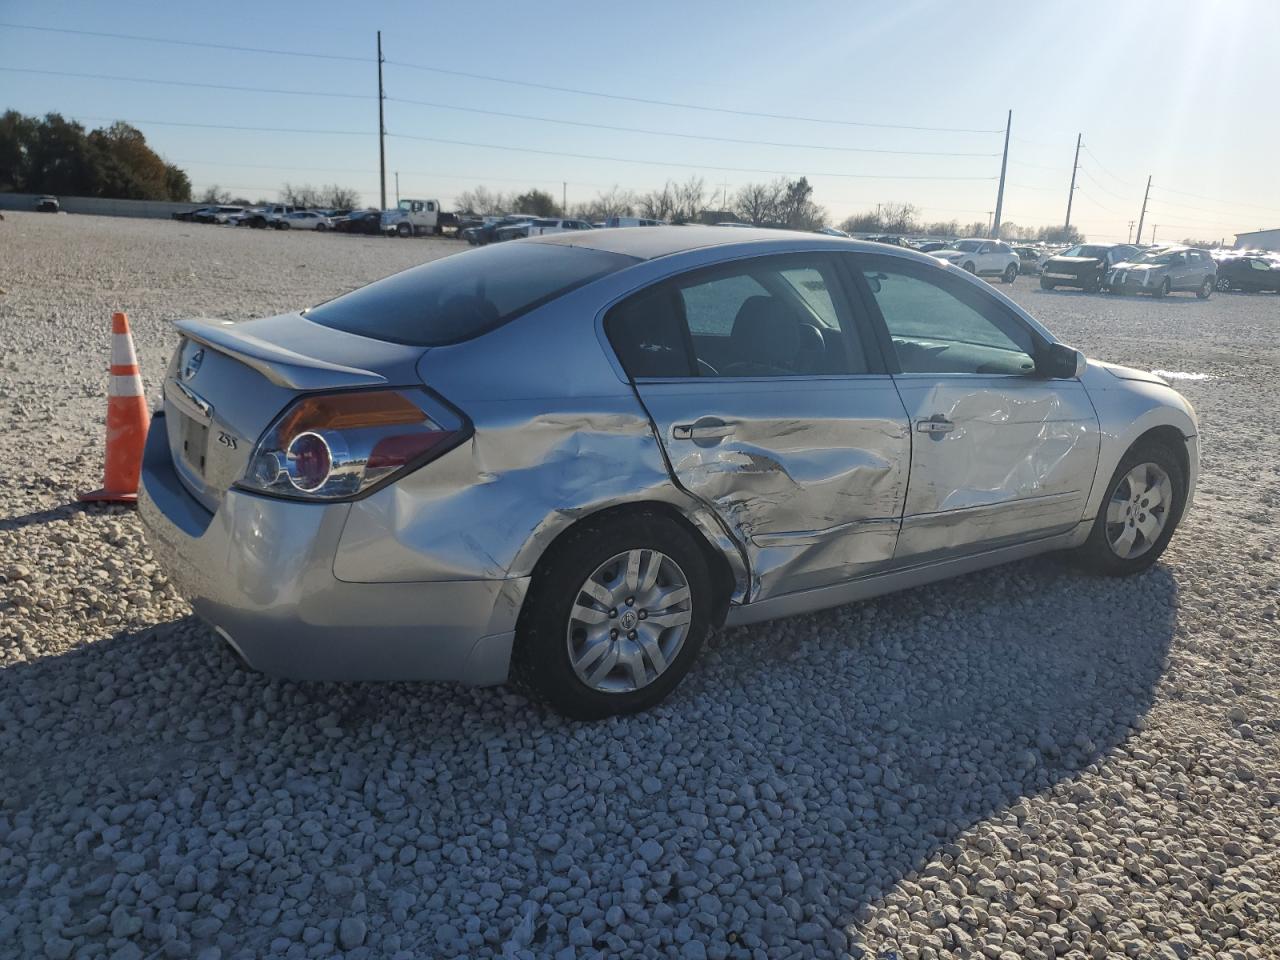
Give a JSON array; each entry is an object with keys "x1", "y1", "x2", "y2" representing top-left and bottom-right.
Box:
[{"x1": 178, "y1": 414, "x2": 209, "y2": 478}]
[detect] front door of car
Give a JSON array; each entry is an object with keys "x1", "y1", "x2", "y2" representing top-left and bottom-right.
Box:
[
  {"x1": 975, "y1": 242, "x2": 997, "y2": 273},
  {"x1": 606, "y1": 252, "x2": 912, "y2": 601},
  {"x1": 1165, "y1": 251, "x2": 1190, "y2": 289},
  {"x1": 850, "y1": 254, "x2": 1100, "y2": 563}
]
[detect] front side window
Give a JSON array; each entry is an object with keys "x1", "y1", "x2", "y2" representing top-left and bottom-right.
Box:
[
  {"x1": 607, "y1": 254, "x2": 870, "y2": 379},
  {"x1": 857, "y1": 258, "x2": 1038, "y2": 376}
]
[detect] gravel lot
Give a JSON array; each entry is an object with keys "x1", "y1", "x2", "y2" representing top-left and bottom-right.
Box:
[{"x1": 1, "y1": 212, "x2": 1277, "y2": 960}]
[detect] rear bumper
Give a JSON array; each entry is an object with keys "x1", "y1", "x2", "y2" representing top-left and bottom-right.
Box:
[{"x1": 137, "y1": 415, "x2": 528, "y2": 685}]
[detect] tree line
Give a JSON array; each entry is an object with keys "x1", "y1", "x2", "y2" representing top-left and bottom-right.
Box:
[
  {"x1": 456, "y1": 175, "x2": 828, "y2": 230},
  {"x1": 0, "y1": 111, "x2": 191, "y2": 202}
]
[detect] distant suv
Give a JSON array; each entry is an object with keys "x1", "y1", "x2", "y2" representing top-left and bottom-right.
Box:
[
  {"x1": 1040, "y1": 243, "x2": 1139, "y2": 293},
  {"x1": 932, "y1": 239, "x2": 1020, "y2": 283},
  {"x1": 1107, "y1": 247, "x2": 1217, "y2": 299}
]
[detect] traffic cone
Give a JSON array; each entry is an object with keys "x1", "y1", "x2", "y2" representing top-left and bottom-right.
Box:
[{"x1": 79, "y1": 312, "x2": 151, "y2": 504}]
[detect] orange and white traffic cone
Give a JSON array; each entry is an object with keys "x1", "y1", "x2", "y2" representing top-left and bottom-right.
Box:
[{"x1": 79, "y1": 311, "x2": 151, "y2": 504}]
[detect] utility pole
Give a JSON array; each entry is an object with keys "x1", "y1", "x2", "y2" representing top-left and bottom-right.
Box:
[
  {"x1": 1127, "y1": 220, "x2": 1135, "y2": 243},
  {"x1": 562, "y1": 181, "x2": 567, "y2": 214},
  {"x1": 1151, "y1": 225, "x2": 1158, "y2": 245},
  {"x1": 1064, "y1": 133, "x2": 1081, "y2": 236},
  {"x1": 991, "y1": 108, "x2": 1011, "y2": 238},
  {"x1": 377, "y1": 31, "x2": 387, "y2": 212},
  {"x1": 1134, "y1": 175, "x2": 1151, "y2": 245},
  {"x1": 395, "y1": 171, "x2": 400, "y2": 205},
  {"x1": 987, "y1": 211, "x2": 994, "y2": 233}
]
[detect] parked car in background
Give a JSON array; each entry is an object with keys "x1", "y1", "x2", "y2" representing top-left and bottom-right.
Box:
[
  {"x1": 463, "y1": 214, "x2": 537, "y2": 245},
  {"x1": 240, "y1": 204, "x2": 297, "y2": 229},
  {"x1": 496, "y1": 217, "x2": 594, "y2": 241},
  {"x1": 277, "y1": 211, "x2": 333, "y2": 231},
  {"x1": 1040, "y1": 243, "x2": 1139, "y2": 292},
  {"x1": 332, "y1": 210, "x2": 384, "y2": 235},
  {"x1": 172, "y1": 206, "x2": 215, "y2": 222},
  {"x1": 196, "y1": 206, "x2": 246, "y2": 225},
  {"x1": 1012, "y1": 245, "x2": 1047, "y2": 274},
  {"x1": 866, "y1": 235, "x2": 913, "y2": 248},
  {"x1": 139, "y1": 228, "x2": 1198, "y2": 719},
  {"x1": 35, "y1": 195, "x2": 59, "y2": 213},
  {"x1": 605, "y1": 216, "x2": 665, "y2": 227},
  {"x1": 1107, "y1": 246, "x2": 1217, "y2": 298},
  {"x1": 1214, "y1": 255, "x2": 1280, "y2": 292},
  {"x1": 914, "y1": 240, "x2": 951, "y2": 253},
  {"x1": 816, "y1": 227, "x2": 851, "y2": 238},
  {"x1": 932, "y1": 238, "x2": 1020, "y2": 283}
]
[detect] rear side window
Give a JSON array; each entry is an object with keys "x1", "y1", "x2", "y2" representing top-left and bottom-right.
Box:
[
  {"x1": 606, "y1": 254, "x2": 870, "y2": 379},
  {"x1": 306, "y1": 243, "x2": 637, "y2": 346}
]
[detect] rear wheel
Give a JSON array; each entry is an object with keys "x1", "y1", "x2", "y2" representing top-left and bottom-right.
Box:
[
  {"x1": 1040, "y1": 277, "x2": 1055, "y2": 290},
  {"x1": 963, "y1": 261, "x2": 977, "y2": 274},
  {"x1": 1002, "y1": 263, "x2": 1017, "y2": 284},
  {"x1": 1216, "y1": 275, "x2": 1232, "y2": 292},
  {"x1": 514, "y1": 512, "x2": 712, "y2": 719},
  {"x1": 1196, "y1": 277, "x2": 1213, "y2": 299},
  {"x1": 1073, "y1": 442, "x2": 1186, "y2": 576}
]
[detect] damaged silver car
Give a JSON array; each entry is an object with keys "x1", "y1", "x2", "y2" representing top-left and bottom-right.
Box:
[{"x1": 139, "y1": 228, "x2": 1199, "y2": 718}]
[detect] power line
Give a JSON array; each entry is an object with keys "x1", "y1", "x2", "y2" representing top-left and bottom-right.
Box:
[
  {"x1": 0, "y1": 65, "x2": 372, "y2": 100},
  {"x1": 1078, "y1": 167, "x2": 1136, "y2": 204},
  {"x1": 1150, "y1": 185, "x2": 1280, "y2": 218},
  {"x1": 1080, "y1": 145, "x2": 1142, "y2": 187},
  {"x1": 385, "y1": 60, "x2": 1005, "y2": 135},
  {"x1": 387, "y1": 131, "x2": 999, "y2": 181},
  {"x1": 67, "y1": 114, "x2": 368, "y2": 136},
  {"x1": 175, "y1": 158, "x2": 625, "y2": 189},
  {"x1": 388, "y1": 96, "x2": 1001, "y2": 157},
  {"x1": 0, "y1": 21, "x2": 366, "y2": 62}
]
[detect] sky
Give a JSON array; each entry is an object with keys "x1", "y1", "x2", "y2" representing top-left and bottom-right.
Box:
[{"x1": 3, "y1": 0, "x2": 1279, "y2": 242}]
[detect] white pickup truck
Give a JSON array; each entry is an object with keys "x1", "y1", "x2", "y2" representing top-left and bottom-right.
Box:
[{"x1": 382, "y1": 199, "x2": 447, "y2": 237}]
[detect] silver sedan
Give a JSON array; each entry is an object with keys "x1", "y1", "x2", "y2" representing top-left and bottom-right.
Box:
[{"x1": 139, "y1": 228, "x2": 1199, "y2": 718}]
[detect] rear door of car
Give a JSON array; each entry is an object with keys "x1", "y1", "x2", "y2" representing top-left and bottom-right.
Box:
[
  {"x1": 846, "y1": 253, "x2": 1100, "y2": 563},
  {"x1": 607, "y1": 251, "x2": 912, "y2": 601}
]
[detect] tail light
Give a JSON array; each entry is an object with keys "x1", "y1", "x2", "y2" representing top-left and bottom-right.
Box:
[{"x1": 237, "y1": 388, "x2": 468, "y2": 501}]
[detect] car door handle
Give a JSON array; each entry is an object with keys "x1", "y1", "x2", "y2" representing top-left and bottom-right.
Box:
[
  {"x1": 916, "y1": 416, "x2": 955, "y2": 434},
  {"x1": 672, "y1": 418, "x2": 734, "y2": 442}
]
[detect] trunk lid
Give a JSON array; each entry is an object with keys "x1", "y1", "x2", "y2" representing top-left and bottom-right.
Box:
[{"x1": 163, "y1": 313, "x2": 427, "y2": 512}]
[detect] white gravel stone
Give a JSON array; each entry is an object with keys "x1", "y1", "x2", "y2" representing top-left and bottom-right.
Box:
[{"x1": 0, "y1": 212, "x2": 1277, "y2": 958}]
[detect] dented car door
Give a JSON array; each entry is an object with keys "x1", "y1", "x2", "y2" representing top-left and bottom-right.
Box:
[{"x1": 607, "y1": 253, "x2": 911, "y2": 601}]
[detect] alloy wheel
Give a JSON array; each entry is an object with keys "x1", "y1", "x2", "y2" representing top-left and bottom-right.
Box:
[
  {"x1": 1105, "y1": 462, "x2": 1173, "y2": 560},
  {"x1": 566, "y1": 549, "x2": 693, "y2": 694}
]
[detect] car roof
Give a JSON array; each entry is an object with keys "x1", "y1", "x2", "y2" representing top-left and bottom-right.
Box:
[{"x1": 530, "y1": 225, "x2": 901, "y2": 261}]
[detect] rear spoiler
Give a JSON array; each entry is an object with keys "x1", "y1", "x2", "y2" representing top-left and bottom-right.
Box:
[{"x1": 175, "y1": 318, "x2": 388, "y2": 391}]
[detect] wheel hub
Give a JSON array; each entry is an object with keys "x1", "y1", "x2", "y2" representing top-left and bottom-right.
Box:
[
  {"x1": 566, "y1": 549, "x2": 693, "y2": 694},
  {"x1": 1104, "y1": 461, "x2": 1173, "y2": 560}
]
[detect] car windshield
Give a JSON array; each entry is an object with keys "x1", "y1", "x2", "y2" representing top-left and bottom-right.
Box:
[
  {"x1": 953, "y1": 240, "x2": 983, "y2": 252},
  {"x1": 1060, "y1": 245, "x2": 1111, "y2": 259},
  {"x1": 1135, "y1": 249, "x2": 1181, "y2": 264},
  {"x1": 306, "y1": 242, "x2": 638, "y2": 346}
]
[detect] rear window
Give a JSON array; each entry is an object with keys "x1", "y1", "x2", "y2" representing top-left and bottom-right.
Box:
[{"x1": 305, "y1": 242, "x2": 637, "y2": 346}]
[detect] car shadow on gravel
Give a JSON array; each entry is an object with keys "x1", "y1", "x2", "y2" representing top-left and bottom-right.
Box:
[{"x1": 0, "y1": 556, "x2": 1178, "y2": 957}]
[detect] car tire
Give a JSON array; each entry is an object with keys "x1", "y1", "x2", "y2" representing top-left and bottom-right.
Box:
[
  {"x1": 277, "y1": 222, "x2": 290, "y2": 230},
  {"x1": 315, "y1": 223, "x2": 327, "y2": 232},
  {"x1": 1073, "y1": 440, "x2": 1186, "y2": 577},
  {"x1": 514, "y1": 511, "x2": 713, "y2": 720},
  {"x1": 963, "y1": 261, "x2": 976, "y2": 274},
  {"x1": 1216, "y1": 275, "x2": 1232, "y2": 292},
  {"x1": 1196, "y1": 277, "x2": 1212, "y2": 299},
  {"x1": 1002, "y1": 264, "x2": 1017, "y2": 284},
  {"x1": 1040, "y1": 277, "x2": 1055, "y2": 290},
  {"x1": 1083, "y1": 275, "x2": 1101, "y2": 293},
  {"x1": 396, "y1": 223, "x2": 412, "y2": 238},
  {"x1": 1153, "y1": 278, "x2": 1171, "y2": 298}
]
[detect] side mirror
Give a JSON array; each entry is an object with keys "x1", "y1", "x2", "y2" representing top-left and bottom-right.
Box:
[{"x1": 1040, "y1": 342, "x2": 1086, "y2": 379}]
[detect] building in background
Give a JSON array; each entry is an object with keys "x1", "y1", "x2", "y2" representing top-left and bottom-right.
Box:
[{"x1": 1234, "y1": 227, "x2": 1280, "y2": 251}]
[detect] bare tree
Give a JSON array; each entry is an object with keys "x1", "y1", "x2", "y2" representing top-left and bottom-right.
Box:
[
  {"x1": 455, "y1": 185, "x2": 510, "y2": 215},
  {"x1": 670, "y1": 176, "x2": 706, "y2": 224},
  {"x1": 321, "y1": 184, "x2": 360, "y2": 209},
  {"x1": 839, "y1": 210, "x2": 882, "y2": 234},
  {"x1": 879, "y1": 202, "x2": 920, "y2": 234},
  {"x1": 570, "y1": 186, "x2": 636, "y2": 222},
  {"x1": 734, "y1": 180, "x2": 784, "y2": 226},
  {"x1": 921, "y1": 219, "x2": 960, "y2": 237},
  {"x1": 637, "y1": 182, "x2": 676, "y2": 222},
  {"x1": 199, "y1": 185, "x2": 231, "y2": 204}
]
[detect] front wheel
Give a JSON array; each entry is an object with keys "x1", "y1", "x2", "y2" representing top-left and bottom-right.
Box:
[
  {"x1": 1040, "y1": 277, "x2": 1055, "y2": 290},
  {"x1": 1196, "y1": 277, "x2": 1213, "y2": 299},
  {"x1": 514, "y1": 512, "x2": 712, "y2": 719},
  {"x1": 396, "y1": 223, "x2": 412, "y2": 238},
  {"x1": 963, "y1": 261, "x2": 976, "y2": 274},
  {"x1": 1002, "y1": 264, "x2": 1017, "y2": 284},
  {"x1": 1073, "y1": 442, "x2": 1186, "y2": 576},
  {"x1": 1152, "y1": 278, "x2": 1171, "y2": 298}
]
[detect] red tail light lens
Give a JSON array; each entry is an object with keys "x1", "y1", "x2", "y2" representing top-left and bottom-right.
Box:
[{"x1": 239, "y1": 389, "x2": 467, "y2": 500}]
